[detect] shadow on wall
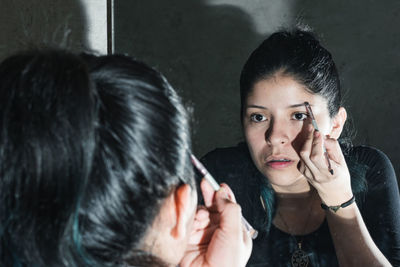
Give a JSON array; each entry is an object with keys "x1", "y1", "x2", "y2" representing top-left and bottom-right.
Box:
[
  {"x1": 114, "y1": 0, "x2": 263, "y2": 157},
  {"x1": 0, "y1": 0, "x2": 88, "y2": 61},
  {"x1": 116, "y1": 0, "x2": 399, "y2": 178},
  {"x1": 293, "y1": 0, "x2": 400, "y2": 177}
]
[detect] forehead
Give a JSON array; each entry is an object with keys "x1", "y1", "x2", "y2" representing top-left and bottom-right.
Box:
[{"x1": 246, "y1": 75, "x2": 326, "y2": 108}]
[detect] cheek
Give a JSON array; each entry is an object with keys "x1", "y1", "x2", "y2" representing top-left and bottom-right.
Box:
[
  {"x1": 290, "y1": 123, "x2": 310, "y2": 152},
  {"x1": 243, "y1": 125, "x2": 264, "y2": 160},
  {"x1": 244, "y1": 125, "x2": 265, "y2": 147}
]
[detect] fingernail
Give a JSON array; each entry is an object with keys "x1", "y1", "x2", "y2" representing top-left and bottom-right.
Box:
[
  {"x1": 217, "y1": 187, "x2": 226, "y2": 194},
  {"x1": 217, "y1": 187, "x2": 230, "y2": 199},
  {"x1": 314, "y1": 131, "x2": 320, "y2": 138}
]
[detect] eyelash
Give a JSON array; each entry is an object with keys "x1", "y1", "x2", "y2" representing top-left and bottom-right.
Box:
[
  {"x1": 248, "y1": 112, "x2": 309, "y2": 123},
  {"x1": 292, "y1": 112, "x2": 309, "y2": 121},
  {"x1": 249, "y1": 113, "x2": 267, "y2": 123}
]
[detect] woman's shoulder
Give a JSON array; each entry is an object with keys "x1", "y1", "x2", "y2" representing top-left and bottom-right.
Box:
[
  {"x1": 346, "y1": 145, "x2": 397, "y2": 192},
  {"x1": 200, "y1": 142, "x2": 260, "y2": 189},
  {"x1": 347, "y1": 145, "x2": 395, "y2": 178},
  {"x1": 201, "y1": 143, "x2": 265, "y2": 224},
  {"x1": 347, "y1": 145, "x2": 392, "y2": 166},
  {"x1": 201, "y1": 142, "x2": 250, "y2": 165}
]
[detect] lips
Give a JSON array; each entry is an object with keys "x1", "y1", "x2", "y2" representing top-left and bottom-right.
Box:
[{"x1": 265, "y1": 155, "x2": 294, "y2": 169}]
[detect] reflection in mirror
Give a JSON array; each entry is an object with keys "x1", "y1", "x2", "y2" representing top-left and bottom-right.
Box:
[
  {"x1": 112, "y1": 1, "x2": 399, "y2": 266},
  {"x1": 112, "y1": 1, "x2": 399, "y2": 178}
]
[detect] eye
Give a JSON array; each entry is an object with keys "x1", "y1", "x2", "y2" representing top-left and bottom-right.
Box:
[
  {"x1": 250, "y1": 113, "x2": 267, "y2": 123},
  {"x1": 292, "y1": 112, "x2": 308, "y2": 121}
]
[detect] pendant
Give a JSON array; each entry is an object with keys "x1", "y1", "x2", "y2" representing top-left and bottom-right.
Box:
[{"x1": 291, "y1": 242, "x2": 309, "y2": 267}]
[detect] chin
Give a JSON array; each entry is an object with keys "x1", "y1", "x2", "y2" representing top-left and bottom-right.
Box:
[
  {"x1": 268, "y1": 177, "x2": 301, "y2": 188},
  {"x1": 260, "y1": 166, "x2": 303, "y2": 185}
]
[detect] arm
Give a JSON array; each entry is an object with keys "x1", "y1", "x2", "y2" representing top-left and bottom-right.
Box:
[
  {"x1": 325, "y1": 200, "x2": 391, "y2": 266},
  {"x1": 299, "y1": 129, "x2": 395, "y2": 266},
  {"x1": 353, "y1": 147, "x2": 400, "y2": 266}
]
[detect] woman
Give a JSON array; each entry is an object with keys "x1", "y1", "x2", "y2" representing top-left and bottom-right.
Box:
[
  {"x1": 202, "y1": 29, "x2": 400, "y2": 266},
  {"x1": 0, "y1": 50, "x2": 251, "y2": 266}
]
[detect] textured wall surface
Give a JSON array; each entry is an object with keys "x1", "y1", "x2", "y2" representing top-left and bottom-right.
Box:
[
  {"x1": 0, "y1": 0, "x2": 107, "y2": 60},
  {"x1": 295, "y1": 0, "x2": 400, "y2": 178},
  {"x1": 115, "y1": 0, "x2": 400, "y2": 177},
  {"x1": 1, "y1": 0, "x2": 398, "y2": 177},
  {"x1": 114, "y1": 0, "x2": 263, "y2": 156}
]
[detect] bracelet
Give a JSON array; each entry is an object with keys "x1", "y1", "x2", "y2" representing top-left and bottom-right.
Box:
[{"x1": 321, "y1": 195, "x2": 355, "y2": 213}]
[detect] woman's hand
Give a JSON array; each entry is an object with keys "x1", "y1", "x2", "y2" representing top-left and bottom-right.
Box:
[
  {"x1": 180, "y1": 179, "x2": 252, "y2": 267},
  {"x1": 298, "y1": 125, "x2": 353, "y2": 206}
]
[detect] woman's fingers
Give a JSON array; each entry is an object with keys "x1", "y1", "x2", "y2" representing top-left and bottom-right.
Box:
[
  {"x1": 184, "y1": 182, "x2": 252, "y2": 267},
  {"x1": 309, "y1": 131, "x2": 334, "y2": 175},
  {"x1": 219, "y1": 183, "x2": 237, "y2": 203},
  {"x1": 299, "y1": 125, "x2": 346, "y2": 180},
  {"x1": 214, "y1": 188, "x2": 242, "y2": 233},
  {"x1": 201, "y1": 177, "x2": 238, "y2": 209},
  {"x1": 192, "y1": 207, "x2": 210, "y2": 231},
  {"x1": 299, "y1": 124, "x2": 314, "y2": 159},
  {"x1": 299, "y1": 125, "x2": 319, "y2": 176},
  {"x1": 324, "y1": 137, "x2": 345, "y2": 165},
  {"x1": 201, "y1": 178, "x2": 215, "y2": 208},
  {"x1": 298, "y1": 160, "x2": 314, "y2": 181}
]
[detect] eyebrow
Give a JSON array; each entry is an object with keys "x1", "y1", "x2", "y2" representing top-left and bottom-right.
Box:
[
  {"x1": 246, "y1": 104, "x2": 267, "y2": 109},
  {"x1": 287, "y1": 103, "x2": 309, "y2": 108},
  {"x1": 245, "y1": 103, "x2": 311, "y2": 110}
]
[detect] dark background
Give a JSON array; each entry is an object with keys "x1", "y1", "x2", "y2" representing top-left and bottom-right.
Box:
[
  {"x1": 0, "y1": 0, "x2": 88, "y2": 61},
  {"x1": 1, "y1": 0, "x2": 399, "y2": 179},
  {"x1": 114, "y1": 0, "x2": 400, "y2": 178}
]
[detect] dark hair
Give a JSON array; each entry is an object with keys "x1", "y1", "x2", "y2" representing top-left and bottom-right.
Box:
[
  {"x1": 0, "y1": 50, "x2": 193, "y2": 266},
  {"x1": 240, "y1": 29, "x2": 341, "y2": 118},
  {"x1": 241, "y1": 29, "x2": 367, "y2": 233}
]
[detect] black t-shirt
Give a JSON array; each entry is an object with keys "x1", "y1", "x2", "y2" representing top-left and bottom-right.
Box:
[{"x1": 201, "y1": 143, "x2": 400, "y2": 266}]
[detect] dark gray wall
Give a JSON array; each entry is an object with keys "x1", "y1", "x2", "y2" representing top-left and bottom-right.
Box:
[
  {"x1": 0, "y1": 0, "x2": 88, "y2": 61},
  {"x1": 295, "y1": 0, "x2": 400, "y2": 178},
  {"x1": 115, "y1": 0, "x2": 400, "y2": 179},
  {"x1": 114, "y1": 0, "x2": 262, "y2": 156},
  {"x1": 114, "y1": 0, "x2": 400, "y2": 178},
  {"x1": 111, "y1": 0, "x2": 400, "y2": 180}
]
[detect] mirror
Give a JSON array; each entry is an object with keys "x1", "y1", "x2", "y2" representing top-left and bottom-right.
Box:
[{"x1": 112, "y1": 0, "x2": 399, "y2": 178}]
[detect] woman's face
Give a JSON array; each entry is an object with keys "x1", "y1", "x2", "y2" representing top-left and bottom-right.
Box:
[{"x1": 243, "y1": 75, "x2": 334, "y2": 191}]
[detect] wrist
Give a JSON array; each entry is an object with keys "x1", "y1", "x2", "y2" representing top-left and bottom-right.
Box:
[
  {"x1": 325, "y1": 200, "x2": 358, "y2": 219},
  {"x1": 321, "y1": 195, "x2": 355, "y2": 213},
  {"x1": 318, "y1": 190, "x2": 353, "y2": 207}
]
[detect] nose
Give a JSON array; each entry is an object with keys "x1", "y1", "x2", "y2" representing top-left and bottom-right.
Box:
[{"x1": 265, "y1": 118, "x2": 289, "y2": 146}]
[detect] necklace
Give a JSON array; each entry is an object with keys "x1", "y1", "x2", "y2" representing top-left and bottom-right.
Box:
[
  {"x1": 260, "y1": 193, "x2": 316, "y2": 267},
  {"x1": 278, "y1": 209, "x2": 310, "y2": 267}
]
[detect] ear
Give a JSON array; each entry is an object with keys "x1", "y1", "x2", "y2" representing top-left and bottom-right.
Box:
[
  {"x1": 329, "y1": 107, "x2": 347, "y2": 139},
  {"x1": 170, "y1": 184, "x2": 195, "y2": 240}
]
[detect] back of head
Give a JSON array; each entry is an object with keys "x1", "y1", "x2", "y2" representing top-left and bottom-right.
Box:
[
  {"x1": 0, "y1": 50, "x2": 193, "y2": 266},
  {"x1": 77, "y1": 54, "x2": 193, "y2": 266},
  {"x1": 0, "y1": 49, "x2": 95, "y2": 266}
]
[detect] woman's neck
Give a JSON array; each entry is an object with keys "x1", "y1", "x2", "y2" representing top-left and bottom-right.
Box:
[
  {"x1": 273, "y1": 186, "x2": 325, "y2": 235},
  {"x1": 271, "y1": 175, "x2": 312, "y2": 195},
  {"x1": 276, "y1": 187, "x2": 318, "y2": 208},
  {"x1": 271, "y1": 177, "x2": 321, "y2": 210}
]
